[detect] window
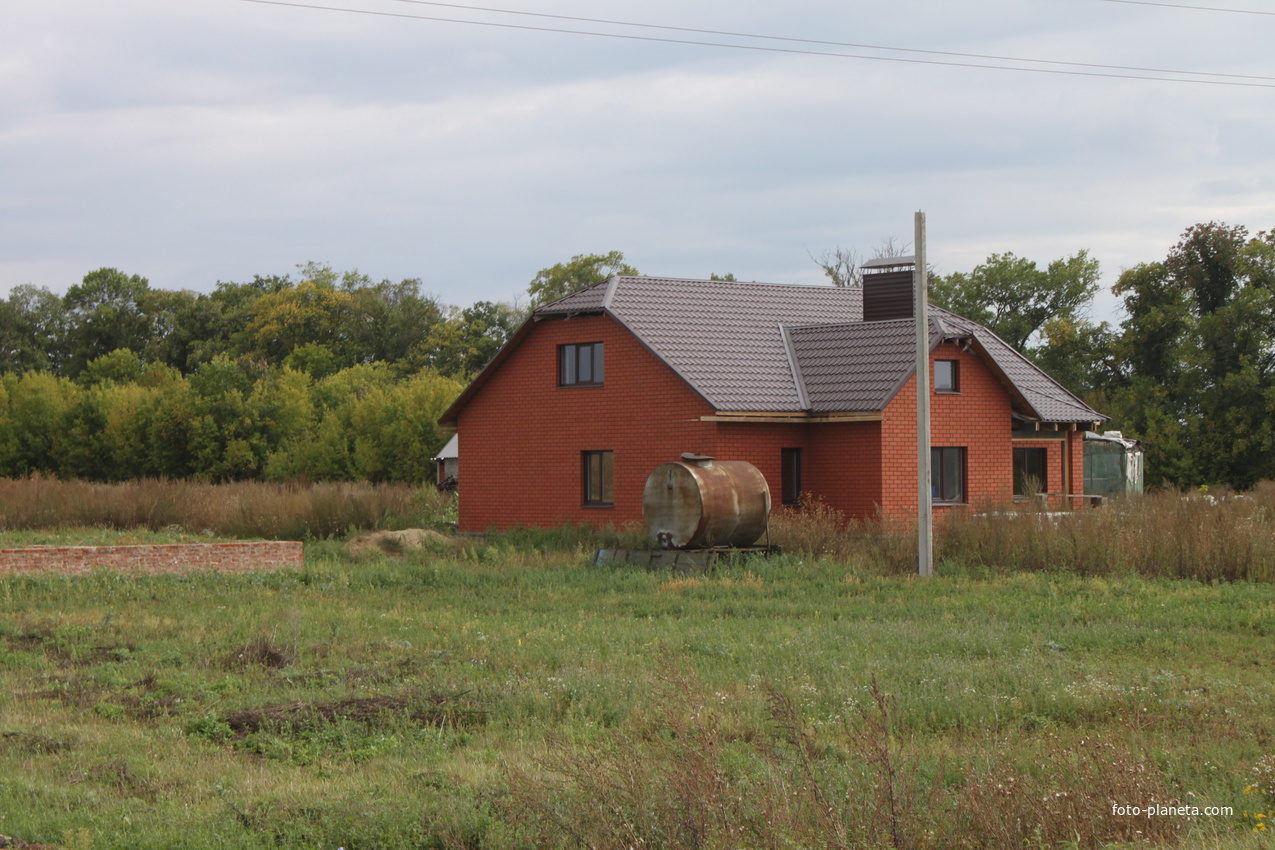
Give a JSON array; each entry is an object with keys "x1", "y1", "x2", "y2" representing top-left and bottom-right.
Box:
[
  {"x1": 781, "y1": 448, "x2": 802, "y2": 506},
  {"x1": 931, "y1": 447, "x2": 966, "y2": 503},
  {"x1": 583, "y1": 450, "x2": 614, "y2": 506},
  {"x1": 934, "y1": 359, "x2": 959, "y2": 393},
  {"x1": 1013, "y1": 447, "x2": 1048, "y2": 496},
  {"x1": 560, "y1": 343, "x2": 604, "y2": 386}
]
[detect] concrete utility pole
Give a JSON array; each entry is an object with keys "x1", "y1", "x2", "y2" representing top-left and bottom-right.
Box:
[{"x1": 915, "y1": 211, "x2": 933, "y2": 577}]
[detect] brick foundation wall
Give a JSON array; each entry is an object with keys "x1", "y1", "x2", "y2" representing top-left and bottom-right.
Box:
[{"x1": 0, "y1": 541, "x2": 303, "y2": 576}]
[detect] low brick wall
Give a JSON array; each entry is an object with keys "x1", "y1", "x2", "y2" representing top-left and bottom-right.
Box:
[{"x1": 0, "y1": 541, "x2": 303, "y2": 576}]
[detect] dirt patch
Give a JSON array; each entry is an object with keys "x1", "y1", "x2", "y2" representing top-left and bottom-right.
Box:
[
  {"x1": 224, "y1": 692, "x2": 485, "y2": 735},
  {"x1": 0, "y1": 836, "x2": 60, "y2": 849},
  {"x1": 345, "y1": 528, "x2": 460, "y2": 557},
  {"x1": 223, "y1": 634, "x2": 298, "y2": 670},
  {"x1": 0, "y1": 730, "x2": 71, "y2": 756}
]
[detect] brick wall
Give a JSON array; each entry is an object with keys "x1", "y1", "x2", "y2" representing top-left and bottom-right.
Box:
[
  {"x1": 456, "y1": 313, "x2": 718, "y2": 532},
  {"x1": 878, "y1": 341, "x2": 1015, "y2": 516},
  {"x1": 0, "y1": 541, "x2": 302, "y2": 576}
]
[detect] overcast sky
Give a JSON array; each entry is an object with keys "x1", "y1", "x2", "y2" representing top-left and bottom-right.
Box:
[{"x1": 4, "y1": 0, "x2": 1273, "y2": 320}]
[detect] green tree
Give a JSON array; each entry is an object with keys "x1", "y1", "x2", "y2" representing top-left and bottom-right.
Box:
[
  {"x1": 141, "y1": 289, "x2": 230, "y2": 372},
  {"x1": 1106, "y1": 222, "x2": 1275, "y2": 488},
  {"x1": 526, "y1": 251, "x2": 637, "y2": 307},
  {"x1": 5, "y1": 372, "x2": 77, "y2": 474},
  {"x1": 187, "y1": 355, "x2": 266, "y2": 480},
  {"x1": 77, "y1": 349, "x2": 144, "y2": 388},
  {"x1": 0, "y1": 285, "x2": 66, "y2": 374},
  {"x1": 345, "y1": 278, "x2": 445, "y2": 365},
  {"x1": 62, "y1": 268, "x2": 152, "y2": 378},
  {"x1": 930, "y1": 250, "x2": 1100, "y2": 351},
  {"x1": 1029, "y1": 317, "x2": 1118, "y2": 400},
  {"x1": 419, "y1": 300, "x2": 526, "y2": 378}
]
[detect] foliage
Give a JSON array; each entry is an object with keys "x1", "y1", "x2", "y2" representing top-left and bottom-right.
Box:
[
  {"x1": 929, "y1": 249, "x2": 1101, "y2": 351},
  {"x1": 525, "y1": 250, "x2": 637, "y2": 307},
  {"x1": 61, "y1": 268, "x2": 152, "y2": 379},
  {"x1": 1105, "y1": 223, "x2": 1275, "y2": 488},
  {"x1": 417, "y1": 300, "x2": 525, "y2": 378},
  {"x1": 0, "y1": 354, "x2": 463, "y2": 483}
]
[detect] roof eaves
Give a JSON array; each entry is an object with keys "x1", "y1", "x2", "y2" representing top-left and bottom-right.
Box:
[{"x1": 968, "y1": 325, "x2": 1107, "y2": 423}]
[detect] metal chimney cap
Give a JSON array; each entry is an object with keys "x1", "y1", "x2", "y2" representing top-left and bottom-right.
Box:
[{"x1": 862, "y1": 256, "x2": 916, "y2": 271}]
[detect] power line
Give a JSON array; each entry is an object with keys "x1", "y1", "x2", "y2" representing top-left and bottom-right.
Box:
[
  {"x1": 1100, "y1": 0, "x2": 1275, "y2": 15},
  {"x1": 238, "y1": 0, "x2": 1275, "y2": 89},
  {"x1": 385, "y1": 0, "x2": 1275, "y2": 83}
]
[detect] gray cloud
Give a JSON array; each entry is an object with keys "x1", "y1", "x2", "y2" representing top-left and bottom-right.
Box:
[{"x1": 2, "y1": 0, "x2": 1273, "y2": 316}]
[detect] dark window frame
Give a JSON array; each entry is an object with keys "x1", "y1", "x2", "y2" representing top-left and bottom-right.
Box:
[
  {"x1": 781, "y1": 447, "x2": 802, "y2": 507},
  {"x1": 560, "y1": 342, "x2": 605, "y2": 387},
  {"x1": 931, "y1": 446, "x2": 967, "y2": 504},
  {"x1": 934, "y1": 359, "x2": 960, "y2": 393},
  {"x1": 1013, "y1": 446, "x2": 1048, "y2": 496},
  {"x1": 582, "y1": 450, "x2": 614, "y2": 507}
]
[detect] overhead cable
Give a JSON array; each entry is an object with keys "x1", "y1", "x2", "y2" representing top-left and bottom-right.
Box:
[
  {"x1": 1099, "y1": 0, "x2": 1275, "y2": 16},
  {"x1": 385, "y1": 0, "x2": 1275, "y2": 83},
  {"x1": 238, "y1": 0, "x2": 1275, "y2": 89}
]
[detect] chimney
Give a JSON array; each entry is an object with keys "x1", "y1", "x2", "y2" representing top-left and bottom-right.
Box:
[{"x1": 862, "y1": 256, "x2": 916, "y2": 322}]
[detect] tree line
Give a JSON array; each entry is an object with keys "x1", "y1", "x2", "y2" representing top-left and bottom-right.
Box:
[
  {"x1": 2, "y1": 225, "x2": 1272, "y2": 488},
  {"x1": 828, "y1": 222, "x2": 1275, "y2": 491}
]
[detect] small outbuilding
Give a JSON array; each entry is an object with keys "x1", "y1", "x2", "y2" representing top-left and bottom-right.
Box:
[
  {"x1": 434, "y1": 434, "x2": 458, "y2": 491},
  {"x1": 1083, "y1": 431, "x2": 1144, "y2": 497}
]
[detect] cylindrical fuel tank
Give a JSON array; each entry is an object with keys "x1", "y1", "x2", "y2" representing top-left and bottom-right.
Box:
[{"x1": 642, "y1": 454, "x2": 771, "y2": 549}]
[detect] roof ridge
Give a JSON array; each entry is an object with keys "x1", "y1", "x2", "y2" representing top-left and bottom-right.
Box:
[
  {"x1": 778, "y1": 324, "x2": 811, "y2": 411},
  {"x1": 612, "y1": 275, "x2": 861, "y2": 292}
]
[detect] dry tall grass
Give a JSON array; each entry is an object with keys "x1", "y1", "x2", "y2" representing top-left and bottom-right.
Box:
[
  {"x1": 769, "y1": 487, "x2": 1275, "y2": 582},
  {"x1": 0, "y1": 476, "x2": 452, "y2": 539}
]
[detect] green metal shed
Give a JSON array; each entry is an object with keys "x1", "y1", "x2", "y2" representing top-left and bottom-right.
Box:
[{"x1": 1083, "y1": 431, "x2": 1144, "y2": 497}]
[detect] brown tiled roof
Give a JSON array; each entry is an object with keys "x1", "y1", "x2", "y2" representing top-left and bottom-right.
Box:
[
  {"x1": 444, "y1": 276, "x2": 1105, "y2": 425},
  {"x1": 786, "y1": 318, "x2": 946, "y2": 413},
  {"x1": 934, "y1": 311, "x2": 1105, "y2": 423}
]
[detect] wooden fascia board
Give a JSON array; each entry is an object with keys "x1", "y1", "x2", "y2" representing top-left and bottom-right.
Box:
[{"x1": 702, "y1": 411, "x2": 883, "y2": 424}]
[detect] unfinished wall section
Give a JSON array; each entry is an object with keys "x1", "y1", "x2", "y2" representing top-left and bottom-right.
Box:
[{"x1": 0, "y1": 541, "x2": 303, "y2": 576}]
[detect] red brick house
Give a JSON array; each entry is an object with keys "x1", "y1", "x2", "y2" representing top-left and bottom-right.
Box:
[{"x1": 438, "y1": 274, "x2": 1106, "y2": 533}]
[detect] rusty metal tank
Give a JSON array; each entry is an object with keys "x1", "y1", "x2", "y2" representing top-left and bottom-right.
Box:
[{"x1": 642, "y1": 454, "x2": 771, "y2": 549}]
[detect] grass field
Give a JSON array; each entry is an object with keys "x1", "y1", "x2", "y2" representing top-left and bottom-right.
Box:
[{"x1": 1, "y1": 531, "x2": 1273, "y2": 849}]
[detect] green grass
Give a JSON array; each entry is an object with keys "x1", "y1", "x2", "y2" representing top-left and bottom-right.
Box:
[{"x1": 0, "y1": 544, "x2": 1273, "y2": 847}]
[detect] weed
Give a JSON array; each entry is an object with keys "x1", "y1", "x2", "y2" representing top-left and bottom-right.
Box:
[{"x1": 0, "y1": 476, "x2": 453, "y2": 540}]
